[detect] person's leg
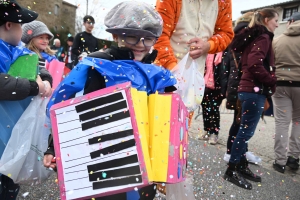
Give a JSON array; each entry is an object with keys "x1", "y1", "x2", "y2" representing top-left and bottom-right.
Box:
[
  {"x1": 229, "y1": 93, "x2": 265, "y2": 164},
  {"x1": 199, "y1": 93, "x2": 210, "y2": 139},
  {"x1": 225, "y1": 92, "x2": 265, "y2": 189},
  {"x1": 0, "y1": 175, "x2": 20, "y2": 200},
  {"x1": 207, "y1": 93, "x2": 223, "y2": 144},
  {"x1": 227, "y1": 109, "x2": 239, "y2": 154},
  {"x1": 287, "y1": 87, "x2": 300, "y2": 169},
  {"x1": 272, "y1": 87, "x2": 292, "y2": 172}
]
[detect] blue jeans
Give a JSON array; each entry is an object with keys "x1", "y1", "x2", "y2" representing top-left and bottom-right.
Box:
[{"x1": 229, "y1": 92, "x2": 266, "y2": 164}]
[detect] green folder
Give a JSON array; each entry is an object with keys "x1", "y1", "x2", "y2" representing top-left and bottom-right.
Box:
[{"x1": 8, "y1": 54, "x2": 39, "y2": 81}]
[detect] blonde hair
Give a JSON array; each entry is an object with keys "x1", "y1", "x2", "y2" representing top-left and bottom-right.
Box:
[
  {"x1": 248, "y1": 8, "x2": 279, "y2": 28},
  {"x1": 26, "y1": 39, "x2": 56, "y2": 58},
  {"x1": 235, "y1": 12, "x2": 254, "y2": 26}
]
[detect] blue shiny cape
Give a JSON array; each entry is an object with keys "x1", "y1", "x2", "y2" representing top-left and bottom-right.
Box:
[
  {"x1": 0, "y1": 39, "x2": 33, "y2": 73},
  {"x1": 41, "y1": 52, "x2": 57, "y2": 62},
  {"x1": 47, "y1": 57, "x2": 176, "y2": 114},
  {"x1": 0, "y1": 40, "x2": 55, "y2": 157}
]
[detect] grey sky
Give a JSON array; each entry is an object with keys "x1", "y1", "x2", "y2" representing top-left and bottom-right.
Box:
[{"x1": 65, "y1": 0, "x2": 288, "y2": 39}]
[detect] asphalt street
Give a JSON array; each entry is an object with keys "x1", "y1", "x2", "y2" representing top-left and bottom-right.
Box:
[{"x1": 17, "y1": 105, "x2": 300, "y2": 200}]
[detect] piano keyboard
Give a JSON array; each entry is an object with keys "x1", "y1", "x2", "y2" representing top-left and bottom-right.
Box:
[{"x1": 54, "y1": 90, "x2": 144, "y2": 199}]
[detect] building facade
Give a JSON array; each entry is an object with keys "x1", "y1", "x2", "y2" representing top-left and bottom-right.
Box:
[
  {"x1": 18, "y1": 0, "x2": 77, "y2": 36},
  {"x1": 241, "y1": 0, "x2": 300, "y2": 37}
]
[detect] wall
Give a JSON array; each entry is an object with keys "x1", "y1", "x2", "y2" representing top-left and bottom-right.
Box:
[{"x1": 18, "y1": 0, "x2": 76, "y2": 36}]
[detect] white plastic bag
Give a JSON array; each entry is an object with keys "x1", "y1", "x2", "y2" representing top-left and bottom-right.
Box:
[
  {"x1": 172, "y1": 53, "x2": 205, "y2": 111},
  {"x1": 0, "y1": 97, "x2": 53, "y2": 185},
  {"x1": 166, "y1": 173, "x2": 196, "y2": 200}
]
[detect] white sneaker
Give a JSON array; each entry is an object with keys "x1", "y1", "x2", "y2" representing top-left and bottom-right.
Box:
[
  {"x1": 198, "y1": 131, "x2": 209, "y2": 140},
  {"x1": 246, "y1": 152, "x2": 262, "y2": 164},
  {"x1": 224, "y1": 153, "x2": 230, "y2": 163},
  {"x1": 208, "y1": 134, "x2": 218, "y2": 145}
]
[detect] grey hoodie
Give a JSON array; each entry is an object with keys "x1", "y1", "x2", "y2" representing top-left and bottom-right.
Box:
[{"x1": 273, "y1": 20, "x2": 300, "y2": 86}]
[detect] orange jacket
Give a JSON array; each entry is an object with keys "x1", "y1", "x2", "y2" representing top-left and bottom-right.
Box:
[{"x1": 154, "y1": 0, "x2": 234, "y2": 70}]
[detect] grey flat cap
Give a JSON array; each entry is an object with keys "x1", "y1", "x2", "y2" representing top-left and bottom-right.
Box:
[
  {"x1": 284, "y1": 12, "x2": 300, "y2": 22},
  {"x1": 105, "y1": 1, "x2": 163, "y2": 38},
  {"x1": 21, "y1": 21, "x2": 54, "y2": 44}
]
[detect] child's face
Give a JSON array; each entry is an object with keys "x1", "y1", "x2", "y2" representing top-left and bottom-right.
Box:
[
  {"x1": 67, "y1": 41, "x2": 73, "y2": 47},
  {"x1": 116, "y1": 35, "x2": 156, "y2": 61},
  {"x1": 32, "y1": 34, "x2": 50, "y2": 51},
  {"x1": 5, "y1": 22, "x2": 22, "y2": 46}
]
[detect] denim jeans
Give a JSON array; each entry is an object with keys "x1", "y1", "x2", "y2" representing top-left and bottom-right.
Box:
[{"x1": 229, "y1": 92, "x2": 266, "y2": 164}]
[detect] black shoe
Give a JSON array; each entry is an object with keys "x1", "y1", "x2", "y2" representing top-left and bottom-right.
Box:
[
  {"x1": 224, "y1": 167, "x2": 252, "y2": 190},
  {"x1": 238, "y1": 160, "x2": 262, "y2": 182},
  {"x1": 240, "y1": 166, "x2": 262, "y2": 182},
  {"x1": 286, "y1": 156, "x2": 299, "y2": 170},
  {"x1": 273, "y1": 161, "x2": 285, "y2": 173}
]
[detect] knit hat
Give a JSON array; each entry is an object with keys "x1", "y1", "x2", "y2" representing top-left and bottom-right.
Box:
[
  {"x1": 21, "y1": 21, "x2": 54, "y2": 44},
  {"x1": 67, "y1": 36, "x2": 74, "y2": 42},
  {"x1": 105, "y1": 1, "x2": 163, "y2": 38}
]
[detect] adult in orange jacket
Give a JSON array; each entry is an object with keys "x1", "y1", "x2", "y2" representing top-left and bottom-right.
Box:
[{"x1": 154, "y1": 0, "x2": 234, "y2": 72}]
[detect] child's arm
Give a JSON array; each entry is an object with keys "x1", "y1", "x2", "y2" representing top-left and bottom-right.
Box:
[
  {"x1": 0, "y1": 73, "x2": 45, "y2": 100},
  {"x1": 39, "y1": 67, "x2": 53, "y2": 87},
  {"x1": 43, "y1": 135, "x2": 56, "y2": 170}
]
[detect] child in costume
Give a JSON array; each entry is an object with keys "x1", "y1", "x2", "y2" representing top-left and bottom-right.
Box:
[
  {"x1": 44, "y1": 1, "x2": 176, "y2": 200},
  {"x1": 21, "y1": 20, "x2": 57, "y2": 63},
  {"x1": 0, "y1": 1, "x2": 52, "y2": 199}
]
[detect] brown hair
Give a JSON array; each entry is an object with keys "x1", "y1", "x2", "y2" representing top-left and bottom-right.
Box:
[
  {"x1": 248, "y1": 8, "x2": 279, "y2": 28},
  {"x1": 235, "y1": 12, "x2": 254, "y2": 26},
  {"x1": 26, "y1": 39, "x2": 56, "y2": 58}
]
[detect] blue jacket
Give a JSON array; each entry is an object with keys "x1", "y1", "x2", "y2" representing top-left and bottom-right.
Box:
[{"x1": 0, "y1": 39, "x2": 53, "y2": 157}]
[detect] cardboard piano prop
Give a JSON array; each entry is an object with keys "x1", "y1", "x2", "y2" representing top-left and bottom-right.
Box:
[
  {"x1": 8, "y1": 54, "x2": 39, "y2": 81},
  {"x1": 50, "y1": 82, "x2": 153, "y2": 200},
  {"x1": 50, "y1": 82, "x2": 189, "y2": 200},
  {"x1": 149, "y1": 92, "x2": 189, "y2": 183}
]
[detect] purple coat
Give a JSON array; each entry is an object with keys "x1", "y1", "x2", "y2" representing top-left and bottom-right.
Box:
[{"x1": 231, "y1": 25, "x2": 277, "y2": 97}]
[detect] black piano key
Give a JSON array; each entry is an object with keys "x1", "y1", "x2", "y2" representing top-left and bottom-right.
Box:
[
  {"x1": 90, "y1": 139, "x2": 135, "y2": 159},
  {"x1": 87, "y1": 155, "x2": 138, "y2": 173},
  {"x1": 88, "y1": 129, "x2": 133, "y2": 145},
  {"x1": 89, "y1": 165, "x2": 141, "y2": 182},
  {"x1": 79, "y1": 100, "x2": 127, "y2": 122},
  {"x1": 92, "y1": 175, "x2": 143, "y2": 190},
  {"x1": 75, "y1": 92, "x2": 124, "y2": 113},
  {"x1": 81, "y1": 111, "x2": 130, "y2": 131}
]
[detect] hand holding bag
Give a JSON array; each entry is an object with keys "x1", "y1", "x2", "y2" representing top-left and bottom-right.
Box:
[{"x1": 172, "y1": 53, "x2": 205, "y2": 111}]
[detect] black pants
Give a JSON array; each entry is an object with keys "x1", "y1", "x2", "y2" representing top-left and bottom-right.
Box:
[
  {"x1": 0, "y1": 175, "x2": 20, "y2": 200},
  {"x1": 201, "y1": 90, "x2": 223, "y2": 135},
  {"x1": 66, "y1": 62, "x2": 74, "y2": 70},
  {"x1": 226, "y1": 109, "x2": 248, "y2": 154}
]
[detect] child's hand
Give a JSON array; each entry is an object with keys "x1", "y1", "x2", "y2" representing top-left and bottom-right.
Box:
[
  {"x1": 36, "y1": 75, "x2": 45, "y2": 95},
  {"x1": 43, "y1": 81, "x2": 52, "y2": 97},
  {"x1": 43, "y1": 154, "x2": 57, "y2": 170},
  {"x1": 36, "y1": 76, "x2": 52, "y2": 97}
]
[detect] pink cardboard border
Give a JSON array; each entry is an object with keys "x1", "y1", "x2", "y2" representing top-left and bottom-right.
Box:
[
  {"x1": 166, "y1": 93, "x2": 188, "y2": 183},
  {"x1": 50, "y1": 82, "x2": 149, "y2": 199}
]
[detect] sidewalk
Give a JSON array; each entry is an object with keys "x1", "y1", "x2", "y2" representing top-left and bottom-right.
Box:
[
  {"x1": 188, "y1": 105, "x2": 300, "y2": 199},
  {"x1": 17, "y1": 106, "x2": 300, "y2": 199}
]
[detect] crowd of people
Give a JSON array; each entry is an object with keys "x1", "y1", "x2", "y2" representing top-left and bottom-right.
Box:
[{"x1": 0, "y1": 0, "x2": 300, "y2": 199}]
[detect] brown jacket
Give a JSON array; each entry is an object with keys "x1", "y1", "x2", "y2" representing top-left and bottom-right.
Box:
[{"x1": 273, "y1": 20, "x2": 300, "y2": 86}]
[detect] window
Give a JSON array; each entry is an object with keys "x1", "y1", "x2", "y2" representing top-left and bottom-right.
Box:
[
  {"x1": 54, "y1": 5, "x2": 59, "y2": 15},
  {"x1": 283, "y1": 6, "x2": 298, "y2": 20}
]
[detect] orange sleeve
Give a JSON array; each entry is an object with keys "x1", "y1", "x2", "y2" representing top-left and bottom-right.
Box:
[
  {"x1": 154, "y1": 0, "x2": 180, "y2": 70},
  {"x1": 208, "y1": 0, "x2": 234, "y2": 54}
]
